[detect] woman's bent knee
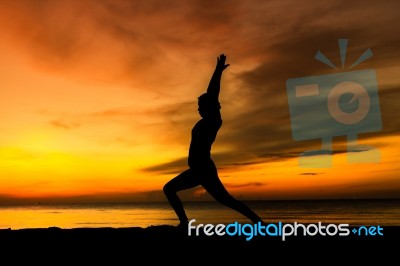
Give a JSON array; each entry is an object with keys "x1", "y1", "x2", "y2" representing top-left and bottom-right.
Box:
[
  {"x1": 163, "y1": 183, "x2": 170, "y2": 194},
  {"x1": 163, "y1": 182, "x2": 175, "y2": 195}
]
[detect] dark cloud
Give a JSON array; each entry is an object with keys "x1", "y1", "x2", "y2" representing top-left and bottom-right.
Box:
[
  {"x1": 141, "y1": 157, "x2": 187, "y2": 175},
  {"x1": 0, "y1": 0, "x2": 247, "y2": 90},
  {"x1": 139, "y1": 23, "x2": 400, "y2": 175},
  {"x1": 141, "y1": 145, "x2": 376, "y2": 174},
  {"x1": 226, "y1": 161, "x2": 263, "y2": 167},
  {"x1": 1, "y1": 0, "x2": 398, "y2": 83},
  {"x1": 369, "y1": 168, "x2": 400, "y2": 174},
  {"x1": 1, "y1": 0, "x2": 399, "y2": 182},
  {"x1": 258, "y1": 152, "x2": 300, "y2": 159},
  {"x1": 49, "y1": 119, "x2": 81, "y2": 130},
  {"x1": 376, "y1": 87, "x2": 400, "y2": 137},
  {"x1": 224, "y1": 182, "x2": 265, "y2": 189},
  {"x1": 212, "y1": 2, "x2": 400, "y2": 167}
]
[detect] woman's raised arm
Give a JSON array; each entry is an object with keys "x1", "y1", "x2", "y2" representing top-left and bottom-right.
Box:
[{"x1": 206, "y1": 54, "x2": 230, "y2": 101}]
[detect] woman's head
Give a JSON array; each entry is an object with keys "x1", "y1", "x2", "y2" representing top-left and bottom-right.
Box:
[{"x1": 198, "y1": 93, "x2": 220, "y2": 118}]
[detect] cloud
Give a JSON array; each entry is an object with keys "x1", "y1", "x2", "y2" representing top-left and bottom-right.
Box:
[
  {"x1": 224, "y1": 182, "x2": 265, "y2": 189},
  {"x1": 49, "y1": 119, "x2": 81, "y2": 130},
  {"x1": 213, "y1": 5, "x2": 400, "y2": 166},
  {"x1": 141, "y1": 145, "x2": 377, "y2": 174},
  {"x1": 141, "y1": 157, "x2": 188, "y2": 175},
  {"x1": 257, "y1": 152, "x2": 300, "y2": 160},
  {"x1": 0, "y1": 0, "x2": 247, "y2": 93},
  {"x1": 1, "y1": 0, "x2": 399, "y2": 202},
  {"x1": 112, "y1": 3, "x2": 400, "y2": 175},
  {"x1": 1, "y1": 0, "x2": 399, "y2": 87},
  {"x1": 90, "y1": 101, "x2": 198, "y2": 147},
  {"x1": 140, "y1": 149, "x2": 264, "y2": 174}
]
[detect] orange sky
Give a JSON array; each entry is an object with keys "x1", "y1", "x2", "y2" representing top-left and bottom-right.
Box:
[{"x1": 0, "y1": 0, "x2": 399, "y2": 204}]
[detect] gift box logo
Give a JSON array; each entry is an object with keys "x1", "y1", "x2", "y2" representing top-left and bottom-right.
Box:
[{"x1": 286, "y1": 39, "x2": 382, "y2": 167}]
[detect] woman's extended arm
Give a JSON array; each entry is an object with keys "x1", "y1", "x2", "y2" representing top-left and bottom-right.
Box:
[{"x1": 206, "y1": 54, "x2": 230, "y2": 101}]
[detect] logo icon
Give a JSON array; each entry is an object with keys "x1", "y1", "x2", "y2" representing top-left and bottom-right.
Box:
[{"x1": 286, "y1": 39, "x2": 382, "y2": 167}]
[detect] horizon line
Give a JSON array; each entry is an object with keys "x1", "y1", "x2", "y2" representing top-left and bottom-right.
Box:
[{"x1": 1, "y1": 197, "x2": 400, "y2": 206}]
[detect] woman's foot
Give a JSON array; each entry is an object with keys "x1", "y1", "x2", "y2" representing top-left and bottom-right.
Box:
[{"x1": 176, "y1": 221, "x2": 188, "y2": 231}]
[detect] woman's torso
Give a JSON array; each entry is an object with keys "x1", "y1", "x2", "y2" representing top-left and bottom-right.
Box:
[{"x1": 188, "y1": 115, "x2": 222, "y2": 168}]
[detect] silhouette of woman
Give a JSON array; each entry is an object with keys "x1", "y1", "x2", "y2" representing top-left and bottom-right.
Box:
[{"x1": 164, "y1": 54, "x2": 263, "y2": 227}]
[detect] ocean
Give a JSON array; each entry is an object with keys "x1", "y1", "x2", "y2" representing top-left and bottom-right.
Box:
[{"x1": 0, "y1": 199, "x2": 399, "y2": 229}]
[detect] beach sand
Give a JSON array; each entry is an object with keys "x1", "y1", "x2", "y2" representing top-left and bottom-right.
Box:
[{"x1": 0, "y1": 225, "x2": 397, "y2": 262}]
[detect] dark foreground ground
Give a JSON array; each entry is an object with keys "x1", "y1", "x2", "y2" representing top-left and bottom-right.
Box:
[{"x1": 0, "y1": 225, "x2": 398, "y2": 262}]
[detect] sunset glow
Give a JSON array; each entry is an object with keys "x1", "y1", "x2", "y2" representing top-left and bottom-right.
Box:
[{"x1": 0, "y1": 0, "x2": 399, "y2": 204}]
